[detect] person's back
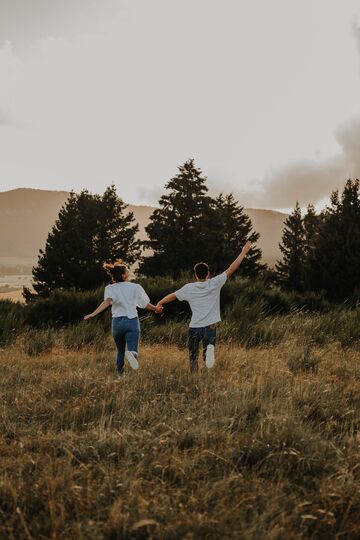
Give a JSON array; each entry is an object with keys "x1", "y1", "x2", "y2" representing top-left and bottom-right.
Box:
[
  {"x1": 105, "y1": 281, "x2": 149, "y2": 319},
  {"x1": 84, "y1": 260, "x2": 161, "y2": 377},
  {"x1": 156, "y1": 243, "x2": 252, "y2": 372},
  {"x1": 175, "y1": 272, "x2": 227, "y2": 328}
]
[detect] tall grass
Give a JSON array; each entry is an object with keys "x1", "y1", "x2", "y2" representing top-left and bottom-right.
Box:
[
  {"x1": 0, "y1": 299, "x2": 24, "y2": 346},
  {"x1": 1, "y1": 342, "x2": 360, "y2": 538},
  {"x1": 62, "y1": 321, "x2": 110, "y2": 351},
  {"x1": 3, "y1": 296, "x2": 360, "y2": 353},
  {"x1": 21, "y1": 328, "x2": 56, "y2": 356}
]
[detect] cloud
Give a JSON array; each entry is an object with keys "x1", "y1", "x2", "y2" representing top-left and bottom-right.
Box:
[
  {"x1": 255, "y1": 156, "x2": 346, "y2": 208},
  {"x1": 336, "y1": 116, "x2": 360, "y2": 173},
  {"x1": 245, "y1": 19, "x2": 360, "y2": 209},
  {"x1": 0, "y1": 0, "x2": 120, "y2": 51},
  {"x1": 353, "y1": 16, "x2": 360, "y2": 55},
  {"x1": 0, "y1": 109, "x2": 15, "y2": 127},
  {"x1": 246, "y1": 117, "x2": 360, "y2": 208},
  {"x1": 0, "y1": 1, "x2": 359, "y2": 207}
]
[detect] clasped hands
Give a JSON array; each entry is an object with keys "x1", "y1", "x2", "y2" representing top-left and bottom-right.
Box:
[{"x1": 154, "y1": 304, "x2": 163, "y2": 314}]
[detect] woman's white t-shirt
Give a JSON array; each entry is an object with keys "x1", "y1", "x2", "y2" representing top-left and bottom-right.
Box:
[{"x1": 104, "y1": 282, "x2": 150, "y2": 319}]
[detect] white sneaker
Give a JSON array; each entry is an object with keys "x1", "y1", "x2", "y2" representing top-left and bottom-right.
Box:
[
  {"x1": 125, "y1": 351, "x2": 139, "y2": 370},
  {"x1": 205, "y1": 344, "x2": 215, "y2": 368}
]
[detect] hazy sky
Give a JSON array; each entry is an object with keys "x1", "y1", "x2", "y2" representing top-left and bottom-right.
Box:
[{"x1": 0, "y1": 0, "x2": 360, "y2": 209}]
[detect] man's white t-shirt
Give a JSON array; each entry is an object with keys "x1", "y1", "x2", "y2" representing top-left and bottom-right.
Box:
[
  {"x1": 175, "y1": 272, "x2": 227, "y2": 328},
  {"x1": 104, "y1": 282, "x2": 150, "y2": 318}
]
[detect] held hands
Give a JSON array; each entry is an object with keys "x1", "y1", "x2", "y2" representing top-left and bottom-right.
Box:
[{"x1": 155, "y1": 304, "x2": 163, "y2": 314}]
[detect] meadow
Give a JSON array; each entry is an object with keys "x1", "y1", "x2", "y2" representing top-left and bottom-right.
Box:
[{"x1": 1, "y1": 316, "x2": 360, "y2": 539}]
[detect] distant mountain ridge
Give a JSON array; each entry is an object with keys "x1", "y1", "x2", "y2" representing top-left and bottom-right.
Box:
[{"x1": 0, "y1": 188, "x2": 287, "y2": 269}]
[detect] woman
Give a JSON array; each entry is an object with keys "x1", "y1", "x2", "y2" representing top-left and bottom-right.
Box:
[{"x1": 84, "y1": 260, "x2": 161, "y2": 377}]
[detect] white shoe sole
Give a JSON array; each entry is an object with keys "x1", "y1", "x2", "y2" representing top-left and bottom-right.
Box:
[
  {"x1": 125, "y1": 351, "x2": 139, "y2": 370},
  {"x1": 205, "y1": 344, "x2": 215, "y2": 368}
]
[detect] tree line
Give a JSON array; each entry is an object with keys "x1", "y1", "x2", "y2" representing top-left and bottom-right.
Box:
[
  {"x1": 277, "y1": 178, "x2": 360, "y2": 300},
  {"x1": 26, "y1": 160, "x2": 360, "y2": 302}
]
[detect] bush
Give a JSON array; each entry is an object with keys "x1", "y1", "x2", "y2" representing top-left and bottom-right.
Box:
[
  {"x1": 298, "y1": 309, "x2": 360, "y2": 348},
  {"x1": 22, "y1": 328, "x2": 55, "y2": 356},
  {"x1": 24, "y1": 288, "x2": 107, "y2": 328},
  {"x1": 62, "y1": 321, "x2": 109, "y2": 351},
  {"x1": 141, "y1": 318, "x2": 188, "y2": 347},
  {"x1": 2, "y1": 276, "x2": 355, "y2": 352},
  {"x1": 20, "y1": 276, "x2": 338, "y2": 331},
  {"x1": 0, "y1": 300, "x2": 25, "y2": 347}
]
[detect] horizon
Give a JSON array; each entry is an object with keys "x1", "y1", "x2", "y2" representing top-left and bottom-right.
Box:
[{"x1": 0, "y1": 185, "x2": 292, "y2": 214}]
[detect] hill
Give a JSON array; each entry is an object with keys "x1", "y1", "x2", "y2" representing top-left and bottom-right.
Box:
[{"x1": 0, "y1": 188, "x2": 287, "y2": 270}]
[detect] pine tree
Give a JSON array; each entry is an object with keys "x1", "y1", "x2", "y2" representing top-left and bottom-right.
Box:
[
  {"x1": 31, "y1": 187, "x2": 140, "y2": 296},
  {"x1": 303, "y1": 204, "x2": 318, "y2": 257},
  {"x1": 139, "y1": 159, "x2": 216, "y2": 277},
  {"x1": 95, "y1": 185, "x2": 140, "y2": 267},
  {"x1": 213, "y1": 193, "x2": 264, "y2": 277},
  {"x1": 309, "y1": 179, "x2": 360, "y2": 299},
  {"x1": 275, "y1": 201, "x2": 305, "y2": 291},
  {"x1": 302, "y1": 203, "x2": 321, "y2": 290}
]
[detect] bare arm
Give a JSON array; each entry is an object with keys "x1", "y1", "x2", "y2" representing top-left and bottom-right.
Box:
[
  {"x1": 157, "y1": 292, "x2": 177, "y2": 307},
  {"x1": 84, "y1": 298, "x2": 112, "y2": 320},
  {"x1": 146, "y1": 303, "x2": 163, "y2": 313},
  {"x1": 225, "y1": 241, "x2": 252, "y2": 277}
]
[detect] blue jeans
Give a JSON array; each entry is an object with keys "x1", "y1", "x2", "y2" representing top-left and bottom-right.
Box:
[
  {"x1": 188, "y1": 325, "x2": 216, "y2": 372},
  {"x1": 112, "y1": 317, "x2": 140, "y2": 374}
]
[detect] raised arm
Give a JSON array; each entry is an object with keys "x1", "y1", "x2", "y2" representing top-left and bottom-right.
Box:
[
  {"x1": 225, "y1": 241, "x2": 252, "y2": 277},
  {"x1": 84, "y1": 298, "x2": 112, "y2": 320}
]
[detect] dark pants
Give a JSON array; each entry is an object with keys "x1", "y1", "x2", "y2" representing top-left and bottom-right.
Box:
[
  {"x1": 112, "y1": 317, "x2": 140, "y2": 374},
  {"x1": 188, "y1": 325, "x2": 216, "y2": 372}
]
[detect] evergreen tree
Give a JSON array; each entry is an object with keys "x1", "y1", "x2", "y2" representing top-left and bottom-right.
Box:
[
  {"x1": 303, "y1": 203, "x2": 321, "y2": 290},
  {"x1": 309, "y1": 178, "x2": 360, "y2": 299},
  {"x1": 31, "y1": 187, "x2": 140, "y2": 296},
  {"x1": 213, "y1": 193, "x2": 264, "y2": 277},
  {"x1": 303, "y1": 204, "x2": 319, "y2": 258},
  {"x1": 275, "y1": 201, "x2": 305, "y2": 291},
  {"x1": 95, "y1": 185, "x2": 140, "y2": 267},
  {"x1": 139, "y1": 159, "x2": 216, "y2": 277}
]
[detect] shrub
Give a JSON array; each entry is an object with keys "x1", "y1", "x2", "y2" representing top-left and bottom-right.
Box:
[
  {"x1": 62, "y1": 321, "x2": 109, "y2": 351},
  {"x1": 141, "y1": 318, "x2": 188, "y2": 347},
  {"x1": 24, "y1": 288, "x2": 106, "y2": 328},
  {"x1": 22, "y1": 328, "x2": 55, "y2": 356},
  {"x1": 0, "y1": 300, "x2": 25, "y2": 347}
]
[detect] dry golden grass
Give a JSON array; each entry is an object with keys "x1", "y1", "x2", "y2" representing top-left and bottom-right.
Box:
[{"x1": 1, "y1": 338, "x2": 360, "y2": 539}]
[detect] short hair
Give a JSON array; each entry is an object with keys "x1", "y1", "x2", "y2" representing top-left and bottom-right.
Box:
[
  {"x1": 194, "y1": 262, "x2": 209, "y2": 280},
  {"x1": 103, "y1": 259, "x2": 128, "y2": 283}
]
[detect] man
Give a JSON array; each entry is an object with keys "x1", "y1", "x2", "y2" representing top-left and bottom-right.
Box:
[{"x1": 156, "y1": 241, "x2": 252, "y2": 372}]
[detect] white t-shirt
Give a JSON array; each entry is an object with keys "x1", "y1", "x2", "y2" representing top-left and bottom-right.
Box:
[
  {"x1": 104, "y1": 282, "x2": 150, "y2": 319},
  {"x1": 175, "y1": 272, "x2": 227, "y2": 328}
]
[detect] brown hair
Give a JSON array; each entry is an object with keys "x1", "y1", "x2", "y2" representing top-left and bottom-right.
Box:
[
  {"x1": 193, "y1": 262, "x2": 209, "y2": 280},
  {"x1": 103, "y1": 259, "x2": 128, "y2": 283}
]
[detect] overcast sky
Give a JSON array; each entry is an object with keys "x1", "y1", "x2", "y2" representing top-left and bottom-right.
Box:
[{"x1": 0, "y1": 0, "x2": 360, "y2": 209}]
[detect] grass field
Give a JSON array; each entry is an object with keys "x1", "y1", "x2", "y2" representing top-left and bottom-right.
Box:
[{"x1": 1, "y1": 335, "x2": 360, "y2": 539}]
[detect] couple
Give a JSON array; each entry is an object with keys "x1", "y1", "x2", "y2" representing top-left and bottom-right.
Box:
[{"x1": 84, "y1": 242, "x2": 252, "y2": 376}]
